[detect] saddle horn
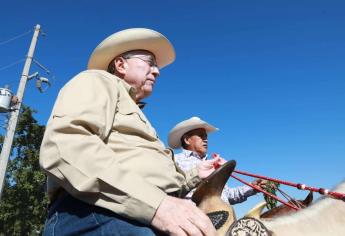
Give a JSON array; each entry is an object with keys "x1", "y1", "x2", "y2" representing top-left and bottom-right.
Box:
[{"x1": 192, "y1": 160, "x2": 237, "y2": 236}]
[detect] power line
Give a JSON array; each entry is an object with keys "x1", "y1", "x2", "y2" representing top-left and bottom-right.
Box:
[
  {"x1": 33, "y1": 59, "x2": 50, "y2": 74},
  {"x1": 0, "y1": 30, "x2": 33, "y2": 46},
  {"x1": 32, "y1": 59, "x2": 59, "y2": 87},
  {"x1": 0, "y1": 58, "x2": 25, "y2": 72},
  {"x1": 0, "y1": 58, "x2": 26, "y2": 88}
]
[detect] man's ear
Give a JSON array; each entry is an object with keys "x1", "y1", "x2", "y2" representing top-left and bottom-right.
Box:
[
  {"x1": 184, "y1": 137, "x2": 190, "y2": 146},
  {"x1": 114, "y1": 57, "x2": 127, "y2": 75}
]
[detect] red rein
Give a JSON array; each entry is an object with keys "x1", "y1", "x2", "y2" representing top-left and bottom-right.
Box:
[
  {"x1": 211, "y1": 154, "x2": 345, "y2": 211},
  {"x1": 233, "y1": 169, "x2": 345, "y2": 201},
  {"x1": 230, "y1": 173, "x2": 300, "y2": 210}
]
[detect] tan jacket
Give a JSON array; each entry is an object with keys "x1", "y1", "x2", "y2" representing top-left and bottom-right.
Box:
[{"x1": 39, "y1": 70, "x2": 201, "y2": 224}]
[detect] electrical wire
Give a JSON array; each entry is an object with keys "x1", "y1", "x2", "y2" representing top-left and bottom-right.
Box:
[
  {"x1": 33, "y1": 59, "x2": 50, "y2": 74},
  {"x1": 0, "y1": 30, "x2": 32, "y2": 46},
  {"x1": 0, "y1": 58, "x2": 25, "y2": 72},
  {"x1": 32, "y1": 59, "x2": 59, "y2": 89}
]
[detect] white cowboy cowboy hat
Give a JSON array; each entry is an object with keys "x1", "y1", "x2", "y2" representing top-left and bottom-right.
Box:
[
  {"x1": 87, "y1": 28, "x2": 175, "y2": 70},
  {"x1": 168, "y1": 117, "x2": 219, "y2": 149}
]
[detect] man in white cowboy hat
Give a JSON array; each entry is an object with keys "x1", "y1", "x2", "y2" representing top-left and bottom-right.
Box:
[
  {"x1": 169, "y1": 117, "x2": 266, "y2": 204},
  {"x1": 40, "y1": 29, "x2": 220, "y2": 235}
]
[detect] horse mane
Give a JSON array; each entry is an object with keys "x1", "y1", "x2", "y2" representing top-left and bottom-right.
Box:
[{"x1": 262, "y1": 180, "x2": 345, "y2": 236}]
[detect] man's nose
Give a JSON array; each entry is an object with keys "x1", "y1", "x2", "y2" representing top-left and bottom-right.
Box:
[{"x1": 151, "y1": 66, "x2": 160, "y2": 78}]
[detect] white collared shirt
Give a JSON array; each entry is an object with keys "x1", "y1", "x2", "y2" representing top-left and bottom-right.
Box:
[{"x1": 174, "y1": 149, "x2": 256, "y2": 205}]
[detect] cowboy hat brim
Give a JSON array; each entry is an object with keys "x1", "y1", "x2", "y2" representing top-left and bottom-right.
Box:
[
  {"x1": 168, "y1": 117, "x2": 219, "y2": 149},
  {"x1": 87, "y1": 28, "x2": 175, "y2": 70}
]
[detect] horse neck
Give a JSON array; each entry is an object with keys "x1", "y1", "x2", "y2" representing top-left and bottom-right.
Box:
[{"x1": 262, "y1": 181, "x2": 345, "y2": 236}]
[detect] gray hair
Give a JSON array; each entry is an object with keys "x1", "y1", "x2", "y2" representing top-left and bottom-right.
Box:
[{"x1": 107, "y1": 50, "x2": 155, "y2": 74}]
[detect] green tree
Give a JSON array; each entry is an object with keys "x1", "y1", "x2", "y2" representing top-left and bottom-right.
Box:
[{"x1": 0, "y1": 106, "x2": 47, "y2": 235}]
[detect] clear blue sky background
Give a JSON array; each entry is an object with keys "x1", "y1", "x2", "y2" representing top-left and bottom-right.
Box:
[{"x1": 0, "y1": 1, "x2": 344, "y2": 217}]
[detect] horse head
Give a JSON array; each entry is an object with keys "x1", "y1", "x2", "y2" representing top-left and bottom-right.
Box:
[
  {"x1": 246, "y1": 191, "x2": 313, "y2": 219},
  {"x1": 257, "y1": 181, "x2": 345, "y2": 236}
]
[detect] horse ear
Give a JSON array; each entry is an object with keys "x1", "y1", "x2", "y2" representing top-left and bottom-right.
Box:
[
  {"x1": 245, "y1": 202, "x2": 267, "y2": 218},
  {"x1": 303, "y1": 191, "x2": 313, "y2": 206}
]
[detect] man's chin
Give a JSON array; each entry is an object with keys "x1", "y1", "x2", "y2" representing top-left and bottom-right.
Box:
[
  {"x1": 200, "y1": 149, "x2": 207, "y2": 156},
  {"x1": 141, "y1": 90, "x2": 153, "y2": 99}
]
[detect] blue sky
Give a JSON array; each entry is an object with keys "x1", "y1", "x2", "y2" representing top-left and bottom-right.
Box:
[{"x1": 1, "y1": 1, "x2": 344, "y2": 217}]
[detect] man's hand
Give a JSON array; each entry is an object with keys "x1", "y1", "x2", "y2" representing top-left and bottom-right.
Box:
[
  {"x1": 252, "y1": 179, "x2": 268, "y2": 192},
  {"x1": 197, "y1": 155, "x2": 226, "y2": 179},
  {"x1": 151, "y1": 196, "x2": 216, "y2": 236}
]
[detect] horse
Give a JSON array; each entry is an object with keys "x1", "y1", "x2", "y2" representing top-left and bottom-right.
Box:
[{"x1": 193, "y1": 160, "x2": 345, "y2": 236}]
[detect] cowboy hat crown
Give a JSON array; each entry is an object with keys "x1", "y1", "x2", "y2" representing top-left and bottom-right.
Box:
[
  {"x1": 88, "y1": 28, "x2": 175, "y2": 70},
  {"x1": 168, "y1": 117, "x2": 218, "y2": 149}
]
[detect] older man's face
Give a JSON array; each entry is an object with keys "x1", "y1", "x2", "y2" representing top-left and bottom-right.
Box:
[
  {"x1": 122, "y1": 51, "x2": 160, "y2": 101},
  {"x1": 185, "y1": 128, "x2": 208, "y2": 157}
]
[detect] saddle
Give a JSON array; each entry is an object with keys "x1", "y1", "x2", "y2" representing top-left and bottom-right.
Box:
[
  {"x1": 192, "y1": 160, "x2": 236, "y2": 235},
  {"x1": 192, "y1": 160, "x2": 271, "y2": 236}
]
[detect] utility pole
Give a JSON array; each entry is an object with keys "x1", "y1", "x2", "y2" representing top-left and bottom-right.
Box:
[{"x1": 0, "y1": 24, "x2": 41, "y2": 199}]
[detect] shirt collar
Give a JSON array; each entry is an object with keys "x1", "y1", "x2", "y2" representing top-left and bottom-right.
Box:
[
  {"x1": 118, "y1": 79, "x2": 136, "y2": 100},
  {"x1": 118, "y1": 78, "x2": 147, "y2": 109},
  {"x1": 182, "y1": 149, "x2": 208, "y2": 160}
]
